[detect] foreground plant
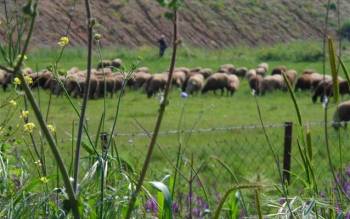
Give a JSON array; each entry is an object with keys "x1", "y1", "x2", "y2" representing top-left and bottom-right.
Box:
[{"x1": 124, "y1": 0, "x2": 183, "y2": 217}]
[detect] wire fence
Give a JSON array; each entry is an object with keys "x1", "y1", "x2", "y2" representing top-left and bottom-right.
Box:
[{"x1": 116, "y1": 120, "x2": 350, "y2": 193}]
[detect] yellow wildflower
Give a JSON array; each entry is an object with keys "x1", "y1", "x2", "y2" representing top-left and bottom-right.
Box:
[
  {"x1": 16, "y1": 54, "x2": 28, "y2": 61},
  {"x1": 40, "y1": 177, "x2": 49, "y2": 184},
  {"x1": 34, "y1": 160, "x2": 42, "y2": 167},
  {"x1": 9, "y1": 100, "x2": 17, "y2": 107},
  {"x1": 47, "y1": 124, "x2": 55, "y2": 133},
  {"x1": 20, "y1": 110, "x2": 29, "y2": 119},
  {"x1": 94, "y1": 33, "x2": 102, "y2": 41},
  {"x1": 23, "y1": 122, "x2": 35, "y2": 133},
  {"x1": 58, "y1": 36, "x2": 69, "y2": 47},
  {"x1": 24, "y1": 75, "x2": 33, "y2": 85},
  {"x1": 13, "y1": 77, "x2": 21, "y2": 85}
]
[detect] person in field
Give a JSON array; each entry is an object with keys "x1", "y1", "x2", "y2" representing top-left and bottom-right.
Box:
[{"x1": 157, "y1": 35, "x2": 167, "y2": 57}]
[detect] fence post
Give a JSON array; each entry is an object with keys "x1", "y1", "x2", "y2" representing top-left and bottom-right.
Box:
[{"x1": 283, "y1": 122, "x2": 293, "y2": 184}]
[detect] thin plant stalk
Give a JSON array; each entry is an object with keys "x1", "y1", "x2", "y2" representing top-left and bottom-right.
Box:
[
  {"x1": 124, "y1": 9, "x2": 179, "y2": 218},
  {"x1": 8, "y1": 2, "x2": 80, "y2": 218},
  {"x1": 73, "y1": 0, "x2": 94, "y2": 193}
]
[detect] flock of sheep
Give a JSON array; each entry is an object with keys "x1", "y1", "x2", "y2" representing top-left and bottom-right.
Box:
[
  {"x1": 1, "y1": 58, "x2": 350, "y2": 127},
  {"x1": 0, "y1": 58, "x2": 349, "y2": 104}
]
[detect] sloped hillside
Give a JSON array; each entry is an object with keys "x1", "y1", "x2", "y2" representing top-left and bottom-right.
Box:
[{"x1": 1, "y1": 0, "x2": 350, "y2": 48}]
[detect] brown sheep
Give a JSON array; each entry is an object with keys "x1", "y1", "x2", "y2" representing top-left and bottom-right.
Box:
[
  {"x1": 295, "y1": 73, "x2": 331, "y2": 91},
  {"x1": 260, "y1": 75, "x2": 286, "y2": 95},
  {"x1": 245, "y1": 69, "x2": 257, "y2": 80},
  {"x1": 202, "y1": 73, "x2": 228, "y2": 95},
  {"x1": 312, "y1": 80, "x2": 350, "y2": 103},
  {"x1": 97, "y1": 60, "x2": 112, "y2": 69},
  {"x1": 226, "y1": 74, "x2": 240, "y2": 95},
  {"x1": 271, "y1": 66, "x2": 287, "y2": 75},
  {"x1": 255, "y1": 67, "x2": 267, "y2": 76},
  {"x1": 302, "y1": 69, "x2": 316, "y2": 75},
  {"x1": 310, "y1": 73, "x2": 332, "y2": 90},
  {"x1": 135, "y1": 67, "x2": 150, "y2": 73},
  {"x1": 295, "y1": 74, "x2": 313, "y2": 91},
  {"x1": 111, "y1": 59, "x2": 122, "y2": 69},
  {"x1": 0, "y1": 70, "x2": 11, "y2": 91},
  {"x1": 185, "y1": 74, "x2": 205, "y2": 95},
  {"x1": 248, "y1": 75, "x2": 263, "y2": 94},
  {"x1": 258, "y1": 63, "x2": 269, "y2": 72},
  {"x1": 235, "y1": 67, "x2": 248, "y2": 77},
  {"x1": 311, "y1": 79, "x2": 332, "y2": 103},
  {"x1": 96, "y1": 73, "x2": 124, "y2": 98},
  {"x1": 175, "y1": 67, "x2": 190, "y2": 75},
  {"x1": 333, "y1": 100, "x2": 350, "y2": 129},
  {"x1": 190, "y1": 67, "x2": 202, "y2": 73},
  {"x1": 199, "y1": 68, "x2": 213, "y2": 79},
  {"x1": 64, "y1": 72, "x2": 85, "y2": 98},
  {"x1": 172, "y1": 71, "x2": 186, "y2": 87},
  {"x1": 129, "y1": 71, "x2": 152, "y2": 89},
  {"x1": 219, "y1": 64, "x2": 235, "y2": 74},
  {"x1": 283, "y1": 69, "x2": 297, "y2": 85},
  {"x1": 145, "y1": 73, "x2": 168, "y2": 98}
]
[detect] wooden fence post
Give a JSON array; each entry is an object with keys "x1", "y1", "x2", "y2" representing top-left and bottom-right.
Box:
[{"x1": 283, "y1": 122, "x2": 293, "y2": 184}]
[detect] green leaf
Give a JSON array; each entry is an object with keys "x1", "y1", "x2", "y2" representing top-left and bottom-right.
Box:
[
  {"x1": 82, "y1": 140, "x2": 95, "y2": 155},
  {"x1": 328, "y1": 37, "x2": 339, "y2": 104},
  {"x1": 150, "y1": 181, "x2": 173, "y2": 219}
]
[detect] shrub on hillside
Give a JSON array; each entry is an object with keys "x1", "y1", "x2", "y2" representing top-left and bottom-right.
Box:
[
  {"x1": 258, "y1": 42, "x2": 323, "y2": 62},
  {"x1": 339, "y1": 21, "x2": 350, "y2": 41}
]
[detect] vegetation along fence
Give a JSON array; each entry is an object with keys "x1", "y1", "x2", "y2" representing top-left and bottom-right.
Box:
[{"x1": 113, "y1": 120, "x2": 349, "y2": 191}]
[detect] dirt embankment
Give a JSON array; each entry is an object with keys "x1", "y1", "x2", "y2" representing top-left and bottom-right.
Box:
[{"x1": 1, "y1": 0, "x2": 350, "y2": 48}]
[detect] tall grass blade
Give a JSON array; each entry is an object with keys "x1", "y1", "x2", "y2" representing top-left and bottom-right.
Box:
[
  {"x1": 150, "y1": 181, "x2": 173, "y2": 219},
  {"x1": 328, "y1": 37, "x2": 339, "y2": 104},
  {"x1": 213, "y1": 184, "x2": 261, "y2": 219}
]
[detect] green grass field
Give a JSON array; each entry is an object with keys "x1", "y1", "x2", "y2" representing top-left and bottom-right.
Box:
[{"x1": 2, "y1": 41, "x2": 350, "y2": 208}]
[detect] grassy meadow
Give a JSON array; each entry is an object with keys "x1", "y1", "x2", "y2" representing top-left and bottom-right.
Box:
[{"x1": 2, "y1": 40, "x2": 350, "y2": 215}]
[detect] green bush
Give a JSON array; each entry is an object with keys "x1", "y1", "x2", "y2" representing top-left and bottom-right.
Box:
[
  {"x1": 339, "y1": 20, "x2": 350, "y2": 41},
  {"x1": 257, "y1": 41, "x2": 323, "y2": 62}
]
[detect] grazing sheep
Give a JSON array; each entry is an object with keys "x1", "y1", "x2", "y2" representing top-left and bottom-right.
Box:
[
  {"x1": 226, "y1": 74, "x2": 240, "y2": 95},
  {"x1": 97, "y1": 60, "x2": 112, "y2": 69},
  {"x1": 219, "y1": 64, "x2": 235, "y2": 74},
  {"x1": 258, "y1": 63, "x2": 269, "y2": 72},
  {"x1": 136, "y1": 67, "x2": 149, "y2": 73},
  {"x1": 311, "y1": 79, "x2": 332, "y2": 103},
  {"x1": 0, "y1": 70, "x2": 10, "y2": 91},
  {"x1": 145, "y1": 73, "x2": 168, "y2": 98},
  {"x1": 202, "y1": 73, "x2": 229, "y2": 95},
  {"x1": 190, "y1": 67, "x2": 202, "y2": 73},
  {"x1": 65, "y1": 72, "x2": 85, "y2": 98},
  {"x1": 312, "y1": 80, "x2": 350, "y2": 103},
  {"x1": 255, "y1": 67, "x2": 267, "y2": 76},
  {"x1": 260, "y1": 74, "x2": 286, "y2": 95},
  {"x1": 295, "y1": 74, "x2": 313, "y2": 91},
  {"x1": 295, "y1": 73, "x2": 330, "y2": 91},
  {"x1": 172, "y1": 71, "x2": 187, "y2": 88},
  {"x1": 185, "y1": 74, "x2": 205, "y2": 95},
  {"x1": 235, "y1": 67, "x2": 248, "y2": 77},
  {"x1": 96, "y1": 73, "x2": 124, "y2": 98},
  {"x1": 175, "y1": 67, "x2": 190, "y2": 75},
  {"x1": 111, "y1": 59, "x2": 122, "y2": 69},
  {"x1": 271, "y1": 66, "x2": 287, "y2": 75},
  {"x1": 333, "y1": 100, "x2": 350, "y2": 129},
  {"x1": 248, "y1": 74, "x2": 263, "y2": 94},
  {"x1": 284, "y1": 69, "x2": 297, "y2": 85},
  {"x1": 302, "y1": 69, "x2": 316, "y2": 75},
  {"x1": 129, "y1": 71, "x2": 152, "y2": 89},
  {"x1": 310, "y1": 73, "x2": 331, "y2": 90},
  {"x1": 199, "y1": 68, "x2": 213, "y2": 79},
  {"x1": 339, "y1": 80, "x2": 350, "y2": 96},
  {"x1": 245, "y1": 69, "x2": 257, "y2": 80}
]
